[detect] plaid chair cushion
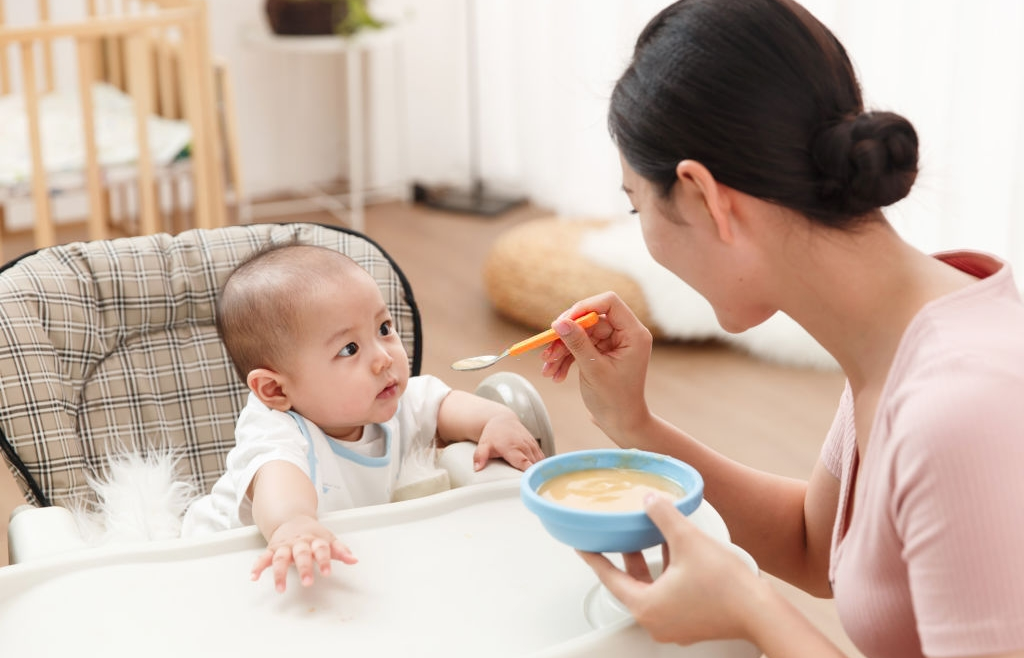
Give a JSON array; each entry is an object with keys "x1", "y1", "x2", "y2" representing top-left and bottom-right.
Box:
[{"x1": 0, "y1": 223, "x2": 421, "y2": 507}]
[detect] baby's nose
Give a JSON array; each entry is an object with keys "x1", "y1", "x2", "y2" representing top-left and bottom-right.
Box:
[{"x1": 373, "y1": 347, "x2": 395, "y2": 373}]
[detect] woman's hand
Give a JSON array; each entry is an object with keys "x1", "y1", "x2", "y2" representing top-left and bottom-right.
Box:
[
  {"x1": 540, "y1": 292, "x2": 654, "y2": 442},
  {"x1": 251, "y1": 514, "x2": 358, "y2": 593},
  {"x1": 578, "y1": 494, "x2": 765, "y2": 646}
]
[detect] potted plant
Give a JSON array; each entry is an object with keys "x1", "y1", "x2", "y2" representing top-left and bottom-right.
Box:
[{"x1": 264, "y1": 0, "x2": 384, "y2": 36}]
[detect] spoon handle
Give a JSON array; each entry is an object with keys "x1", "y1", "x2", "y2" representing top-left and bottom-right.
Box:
[{"x1": 507, "y1": 312, "x2": 599, "y2": 356}]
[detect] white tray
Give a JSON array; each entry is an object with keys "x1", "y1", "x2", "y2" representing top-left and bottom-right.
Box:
[{"x1": 0, "y1": 479, "x2": 760, "y2": 658}]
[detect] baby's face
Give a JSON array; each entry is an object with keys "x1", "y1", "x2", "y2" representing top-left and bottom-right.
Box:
[{"x1": 280, "y1": 268, "x2": 410, "y2": 441}]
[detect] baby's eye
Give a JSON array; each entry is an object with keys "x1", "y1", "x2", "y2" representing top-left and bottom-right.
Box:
[
  {"x1": 379, "y1": 320, "x2": 393, "y2": 337},
  {"x1": 629, "y1": 208, "x2": 638, "y2": 215},
  {"x1": 339, "y1": 342, "x2": 359, "y2": 357}
]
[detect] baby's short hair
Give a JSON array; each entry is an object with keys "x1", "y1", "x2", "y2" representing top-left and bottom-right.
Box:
[{"x1": 216, "y1": 242, "x2": 365, "y2": 382}]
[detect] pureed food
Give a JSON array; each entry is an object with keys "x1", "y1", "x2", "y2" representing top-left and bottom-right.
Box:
[{"x1": 537, "y1": 467, "x2": 685, "y2": 512}]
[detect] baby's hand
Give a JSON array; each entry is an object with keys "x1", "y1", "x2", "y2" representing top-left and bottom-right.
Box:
[
  {"x1": 251, "y1": 515, "x2": 358, "y2": 593},
  {"x1": 474, "y1": 412, "x2": 546, "y2": 471}
]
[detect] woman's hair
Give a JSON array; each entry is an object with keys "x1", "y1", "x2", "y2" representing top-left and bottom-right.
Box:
[
  {"x1": 216, "y1": 243, "x2": 363, "y2": 382},
  {"x1": 609, "y1": 0, "x2": 918, "y2": 227}
]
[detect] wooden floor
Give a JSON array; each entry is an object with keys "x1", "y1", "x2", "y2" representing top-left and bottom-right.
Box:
[{"x1": 1, "y1": 199, "x2": 862, "y2": 656}]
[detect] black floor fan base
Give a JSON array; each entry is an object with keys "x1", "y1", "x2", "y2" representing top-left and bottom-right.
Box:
[{"x1": 413, "y1": 182, "x2": 525, "y2": 217}]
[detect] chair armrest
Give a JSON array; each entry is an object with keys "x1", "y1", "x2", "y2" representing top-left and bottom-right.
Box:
[
  {"x1": 8, "y1": 504, "x2": 88, "y2": 564},
  {"x1": 437, "y1": 441, "x2": 522, "y2": 489}
]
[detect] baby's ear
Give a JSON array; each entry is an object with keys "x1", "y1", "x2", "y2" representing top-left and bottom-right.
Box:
[{"x1": 247, "y1": 368, "x2": 291, "y2": 411}]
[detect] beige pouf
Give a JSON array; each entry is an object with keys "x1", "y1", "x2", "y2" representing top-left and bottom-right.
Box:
[{"x1": 483, "y1": 217, "x2": 663, "y2": 338}]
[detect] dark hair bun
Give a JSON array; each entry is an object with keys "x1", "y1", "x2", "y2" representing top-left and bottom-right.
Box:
[{"x1": 813, "y1": 111, "x2": 919, "y2": 216}]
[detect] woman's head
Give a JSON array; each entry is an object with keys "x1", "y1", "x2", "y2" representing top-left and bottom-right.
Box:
[{"x1": 610, "y1": 0, "x2": 918, "y2": 228}]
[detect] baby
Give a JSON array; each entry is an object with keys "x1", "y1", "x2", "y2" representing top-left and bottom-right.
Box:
[{"x1": 181, "y1": 243, "x2": 544, "y2": 592}]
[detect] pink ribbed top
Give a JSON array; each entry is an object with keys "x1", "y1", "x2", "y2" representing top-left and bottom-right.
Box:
[{"x1": 821, "y1": 251, "x2": 1024, "y2": 658}]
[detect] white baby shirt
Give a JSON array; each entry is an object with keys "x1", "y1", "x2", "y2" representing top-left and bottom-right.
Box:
[{"x1": 181, "y1": 375, "x2": 452, "y2": 536}]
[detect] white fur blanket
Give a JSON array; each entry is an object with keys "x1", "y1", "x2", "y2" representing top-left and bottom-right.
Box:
[
  {"x1": 578, "y1": 219, "x2": 838, "y2": 370},
  {"x1": 65, "y1": 445, "x2": 454, "y2": 547},
  {"x1": 71, "y1": 451, "x2": 196, "y2": 546}
]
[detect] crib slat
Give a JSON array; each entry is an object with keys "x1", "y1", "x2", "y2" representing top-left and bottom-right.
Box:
[
  {"x1": 77, "y1": 37, "x2": 107, "y2": 242},
  {"x1": 127, "y1": 32, "x2": 158, "y2": 236},
  {"x1": 0, "y1": 2, "x2": 8, "y2": 95},
  {"x1": 104, "y1": 34, "x2": 123, "y2": 89},
  {"x1": 194, "y1": 1, "x2": 226, "y2": 229},
  {"x1": 37, "y1": 0, "x2": 54, "y2": 93},
  {"x1": 217, "y1": 61, "x2": 244, "y2": 209},
  {"x1": 178, "y1": 20, "x2": 212, "y2": 230},
  {"x1": 155, "y1": 29, "x2": 176, "y2": 118},
  {"x1": 20, "y1": 41, "x2": 55, "y2": 248}
]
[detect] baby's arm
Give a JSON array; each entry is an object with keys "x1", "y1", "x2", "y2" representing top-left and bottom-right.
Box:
[
  {"x1": 249, "y1": 460, "x2": 358, "y2": 592},
  {"x1": 436, "y1": 390, "x2": 545, "y2": 471}
]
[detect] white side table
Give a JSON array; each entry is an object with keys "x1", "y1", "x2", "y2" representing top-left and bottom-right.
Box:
[{"x1": 241, "y1": 23, "x2": 405, "y2": 233}]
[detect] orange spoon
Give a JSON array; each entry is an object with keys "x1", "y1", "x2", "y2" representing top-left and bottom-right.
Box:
[{"x1": 450, "y1": 312, "x2": 599, "y2": 371}]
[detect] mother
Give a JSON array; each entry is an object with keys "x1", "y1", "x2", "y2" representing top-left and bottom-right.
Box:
[{"x1": 541, "y1": 1, "x2": 1024, "y2": 656}]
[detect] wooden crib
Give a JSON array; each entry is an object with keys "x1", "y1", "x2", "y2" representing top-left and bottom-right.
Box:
[{"x1": 0, "y1": 0, "x2": 242, "y2": 253}]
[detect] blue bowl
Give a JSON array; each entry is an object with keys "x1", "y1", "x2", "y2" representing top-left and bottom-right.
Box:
[{"x1": 520, "y1": 449, "x2": 704, "y2": 553}]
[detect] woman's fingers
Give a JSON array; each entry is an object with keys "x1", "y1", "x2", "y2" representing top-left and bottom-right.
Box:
[
  {"x1": 577, "y1": 550, "x2": 647, "y2": 610},
  {"x1": 552, "y1": 315, "x2": 603, "y2": 364},
  {"x1": 622, "y1": 551, "x2": 655, "y2": 582},
  {"x1": 643, "y1": 493, "x2": 697, "y2": 547}
]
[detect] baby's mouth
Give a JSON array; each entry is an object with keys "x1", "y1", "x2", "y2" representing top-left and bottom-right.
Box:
[{"x1": 377, "y1": 380, "x2": 399, "y2": 399}]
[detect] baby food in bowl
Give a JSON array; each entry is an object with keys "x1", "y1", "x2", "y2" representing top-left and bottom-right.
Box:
[
  {"x1": 537, "y1": 467, "x2": 686, "y2": 511},
  {"x1": 521, "y1": 449, "x2": 704, "y2": 553}
]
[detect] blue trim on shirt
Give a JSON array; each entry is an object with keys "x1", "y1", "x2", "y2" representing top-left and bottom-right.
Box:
[
  {"x1": 324, "y1": 423, "x2": 393, "y2": 467},
  {"x1": 288, "y1": 411, "x2": 319, "y2": 484},
  {"x1": 286, "y1": 411, "x2": 393, "y2": 473}
]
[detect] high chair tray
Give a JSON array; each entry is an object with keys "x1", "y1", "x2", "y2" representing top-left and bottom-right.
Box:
[{"x1": 0, "y1": 479, "x2": 759, "y2": 658}]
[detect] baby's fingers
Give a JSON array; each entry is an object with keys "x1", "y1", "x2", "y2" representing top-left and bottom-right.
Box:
[
  {"x1": 271, "y1": 544, "x2": 296, "y2": 592},
  {"x1": 504, "y1": 448, "x2": 536, "y2": 471},
  {"x1": 330, "y1": 538, "x2": 358, "y2": 565},
  {"x1": 311, "y1": 538, "x2": 333, "y2": 577},
  {"x1": 525, "y1": 438, "x2": 546, "y2": 463},
  {"x1": 291, "y1": 541, "x2": 316, "y2": 587},
  {"x1": 251, "y1": 549, "x2": 274, "y2": 581}
]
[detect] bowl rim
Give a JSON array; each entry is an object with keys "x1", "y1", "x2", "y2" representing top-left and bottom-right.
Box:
[{"x1": 520, "y1": 448, "x2": 704, "y2": 524}]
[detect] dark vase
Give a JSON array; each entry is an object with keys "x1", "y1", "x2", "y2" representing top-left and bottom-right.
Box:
[{"x1": 264, "y1": 0, "x2": 348, "y2": 36}]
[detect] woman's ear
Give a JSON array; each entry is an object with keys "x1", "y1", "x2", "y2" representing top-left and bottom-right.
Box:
[
  {"x1": 676, "y1": 159, "x2": 734, "y2": 244},
  {"x1": 247, "y1": 368, "x2": 292, "y2": 412}
]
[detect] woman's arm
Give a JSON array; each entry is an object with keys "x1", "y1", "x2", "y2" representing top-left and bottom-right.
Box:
[
  {"x1": 542, "y1": 293, "x2": 836, "y2": 595},
  {"x1": 629, "y1": 413, "x2": 837, "y2": 596},
  {"x1": 580, "y1": 495, "x2": 846, "y2": 656}
]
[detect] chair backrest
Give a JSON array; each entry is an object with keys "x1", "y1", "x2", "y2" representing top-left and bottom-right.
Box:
[{"x1": 0, "y1": 223, "x2": 422, "y2": 507}]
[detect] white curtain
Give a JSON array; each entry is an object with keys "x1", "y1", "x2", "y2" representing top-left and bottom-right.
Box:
[{"x1": 460, "y1": 0, "x2": 1024, "y2": 268}]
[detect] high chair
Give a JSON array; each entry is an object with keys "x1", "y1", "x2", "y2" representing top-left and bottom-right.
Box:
[{"x1": 0, "y1": 223, "x2": 759, "y2": 657}]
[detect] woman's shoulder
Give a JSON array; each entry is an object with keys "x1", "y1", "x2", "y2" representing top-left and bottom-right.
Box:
[
  {"x1": 897, "y1": 256, "x2": 1024, "y2": 379},
  {"x1": 883, "y1": 322, "x2": 1024, "y2": 466}
]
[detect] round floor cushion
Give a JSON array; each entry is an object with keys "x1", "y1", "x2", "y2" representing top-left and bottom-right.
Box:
[{"x1": 483, "y1": 217, "x2": 663, "y2": 337}]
